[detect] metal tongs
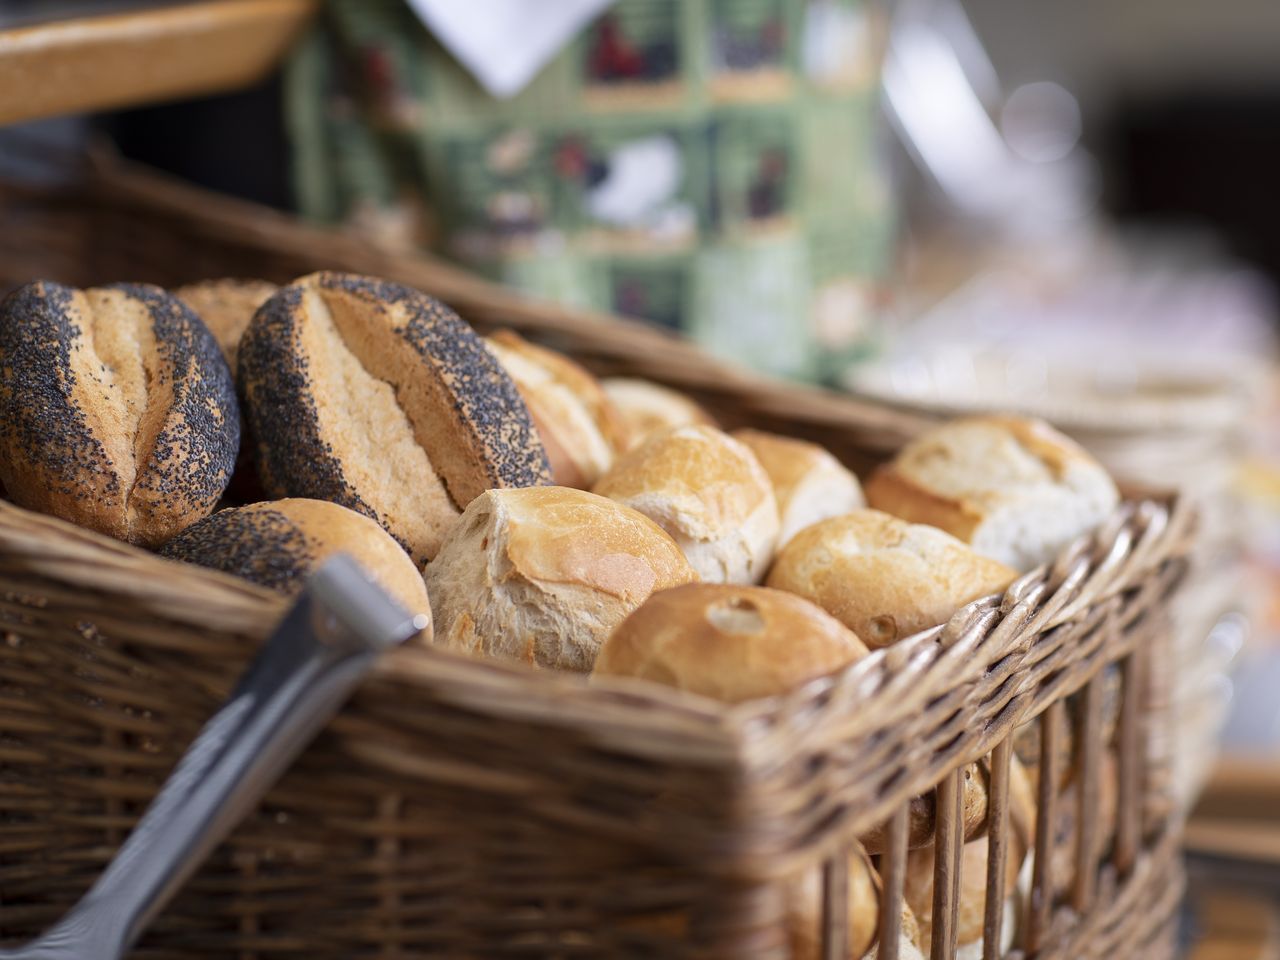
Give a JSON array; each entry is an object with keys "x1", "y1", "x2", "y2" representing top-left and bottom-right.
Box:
[{"x1": 0, "y1": 555, "x2": 426, "y2": 960}]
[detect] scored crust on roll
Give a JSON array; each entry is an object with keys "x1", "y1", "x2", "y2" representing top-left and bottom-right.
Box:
[
  {"x1": 601, "y1": 378, "x2": 717, "y2": 448},
  {"x1": 175, "y1": 278, "x2": 278, "y2": 373},
  {"x1": 485, "y1": 330, "x2": 630, "y2": 488},
  {"x1": 731, "y1": 428, "x2": 865, "y2": 546},
  {"x1": 425, "y1": 486, "x2": 697, "y2": 672},
  {"x1": 593, "y1": 583, "x2": 869, "y2": 703},
  {"x1": 593, "y1": 424, "x2": 779, "y2": 584},
  {"x1": 865, "y1": 415, "x2": 1120, "y2": 572},
  {"x1": 766, "y1": 509, "x2": 1016, "y2": 648},
  {"x1": 0, "y1": 280, "x2": 240, "y2": 547},
  {"x1": 238, "y1": 272, "x2": 551, "y2": 563},
  {"x1": 161, "y1": 498, "x2": 431, "y2": 619}
]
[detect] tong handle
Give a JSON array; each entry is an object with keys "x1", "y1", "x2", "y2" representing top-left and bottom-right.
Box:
[{"x1": 1, "y1": 555, "x2": 424, "y2": 960}]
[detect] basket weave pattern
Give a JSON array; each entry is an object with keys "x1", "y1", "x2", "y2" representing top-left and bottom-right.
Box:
[{"x1": 0, "y1": 161, "x2": 1196, "y2": 958}]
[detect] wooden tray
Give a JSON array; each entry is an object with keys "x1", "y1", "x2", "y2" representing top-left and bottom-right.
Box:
[{"x1": 0, "y1": 0, "x2": 315, "y2": 126}]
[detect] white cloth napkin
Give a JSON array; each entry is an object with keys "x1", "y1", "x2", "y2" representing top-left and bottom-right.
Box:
[{"x1": 405, "y1": 0, "x2": 618, "y2": 99}]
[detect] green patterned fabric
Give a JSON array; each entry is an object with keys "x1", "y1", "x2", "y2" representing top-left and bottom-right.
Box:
[{"x1": 286, "y1": 0, "x2": 895, "y2": 381}]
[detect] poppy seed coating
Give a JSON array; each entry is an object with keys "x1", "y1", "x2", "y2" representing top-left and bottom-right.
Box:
[
  {"x1": 237, "y1": 272, "x2": 550, "y2": 563},
  {"x1": 0, "y1": 282, "x2": 115, "y2": 503},
  {"x1": 0, "y1": 280, "x2": 239, "y2": 545},
  {"x1": 159, "y1": 498, "x2": 433, "y2": 615},
  {"x1": 106, "y1": 283, "x2": 241, "y2": 531},
  {"x1": 160, "y1": 504, "x2": 316, "y2": 594},
  {"x1": 317, "y1": 273, "x2": 550, "y2": 492},
  {"x1": 236, "y1": 284, "x2": 379, "y2": 519}
]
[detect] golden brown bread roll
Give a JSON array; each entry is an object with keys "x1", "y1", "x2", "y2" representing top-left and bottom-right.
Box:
[
  {"x1": 592, "y1": 582, "x2": 877, "y2": 956},
  {"x1": 175, "y1": 278, "x2": 278, "y2": 373},
  {"x1": 902, "y1": 756, "x2": 1035, "y2": 955},
  {"x1": 766, "y1": 510, "x2": 1016, "y2": 648},
  {"x1": 425, "y1": 487, "x2": 697, "y2": 672},
  {"x1": 1050, "y1": 748, "x2": 1119, "y2": 900},
  {"x1": 601, "y1": 378, "x2": 717, "y2": 448},
  {"x1": 858, "y1": 762, "x2": 993, "y2": 856},
  {"x1": 0, "y1": 280, "x2": 239, "y2": 547},
  {"x1": 594, "y1": 425, "x2": 779, "y2": 584},
  {"x1": 1013, "y1": 666, "x2": 1121, "y2": 797},
  {"x1": 161, "y1": 498, "x2": 430, "y2": 617},
  {"x1": 786, "y1": 844, "x2": 881, "y2": 960},
  {"x1": 238, "y1": 272, "x2": 551, "y2": 563},
  {"x1": 865, "y1": 415, "x2": 1119, "y2": 572},
  {"x1": 593, "y1": 583, "x2": 869, "y2": 703},
  {"x1": 484, "y1": 330, "x2": 629, "y2": 488},
  {"x1": 731, "y1": 429, "x2": 865, "y2": 546}
]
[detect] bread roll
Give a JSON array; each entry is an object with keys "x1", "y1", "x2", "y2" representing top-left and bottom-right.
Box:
[
  {"x1": 594, "y1": 425, "x2": 779, "y2": 584},
  {"x1": 766, "y1": 510, "x2": 1016, "y2": 648},
  {"x1": 175, "y1": 278, "x2": 278, "y2": 373},
  {"x1": 601, "y1": 378, "x2": 716, "y2": 448},
  {"x1": 902, "y1": 757, "x2": 1035, "y2": 954},
  {"x1": 484, "y1": 330, "x2": 629, "y2": 488},
  {"x1": 1051, "y1": 749, "x2": 1119, "y2": 900},
  {"x1": 176, "y1": 278, "x2": 279, "y2": 504},
  {"x1": 1013, "y1": 665, "x2": 1121, "y2": 796},
  {"x1": 859, "y1": 761, "x2": 992, "y2": 856},
  {"x1": 0, "y1": 281, "x2": 239, "y2": 546},
  {"x1": 865, "y1": 905, "x2": 927, "y2": 960},
  {"x1": 161, "y1": 498, "x2": 430, "y2": 616},
  {"x1": 594, "y1": 584, "x2": 868, "y2": 703},
  {"x1": 426, "y1": 486, "x2": 696, "y2": 671},
  {"x1": 865, "y1": 415, "x2": 1119, "y2": 572},
  {"x1": 238, "y1": 272, "x2": 551, "y2": 563},
  {"x1": 787, "y1": 844, "x2": 881, "y2": 960},
  {"x1": 592, "y1": 583, "x2": 876, "y2": 956},
  {"x1": 732, "y1": 429, "x2": 865, "y2": 546}
]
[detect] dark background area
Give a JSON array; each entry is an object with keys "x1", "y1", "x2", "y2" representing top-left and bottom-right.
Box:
[{"x1": 1101, "y1": 95, "x2": 1280, "y2": 286}]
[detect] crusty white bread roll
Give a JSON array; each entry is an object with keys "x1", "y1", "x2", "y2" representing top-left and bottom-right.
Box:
[
  {"x1": 865, "y1": 415, "x2": 1120, "y2": 572},
  {"x1": 161, "y1": 498, "x2": 430, "y2": 617},
  {"x1": 766, "y1": 510, "x2": 1016, "y2": 648},
  {"x1": 238, "y1": 272, "x2": 551, "y2": 564},
  {"x1": 0, "y1": 281, "x2": 239, "y2": 547},
  {"x1": 902, "y1": 756, "x2": 1035, "y2": 956},
  {"x1": 175, "y1": 278, "x2": 278, "y2": 374},
  {"x1": 593, "y1": 584, "x2": 868, "y2": 702},
  {"x1": 485, "y1": 330, "x2": 630, "y2": 488},
  {"x1": 601, "y1": 378, "x2": 717, "y2": 448},
  {"x1": 425, "y1": 487, "x2": 697, "y2": 672},
  {"x1": 864, "y1": 905, "x2": 927, "y2": 960},
  {"x1": 731, "y1": 429, "x2": 865, "y2": 546},
  {"x1": 593, "y1": 425, "x2": 779, "y2": 584},
  {"x1": 592, "y1": 582, "x2": 876, "y2": 956}
]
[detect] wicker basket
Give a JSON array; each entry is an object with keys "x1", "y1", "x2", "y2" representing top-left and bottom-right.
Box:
[{"x1": 0, "y1": 155, "x2": 1197, "y2": 959}]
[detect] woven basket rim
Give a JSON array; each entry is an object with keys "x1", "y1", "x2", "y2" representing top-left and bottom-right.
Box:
[{"x1": 0, "y1": 488, "x2": 1194, "y2": 878}]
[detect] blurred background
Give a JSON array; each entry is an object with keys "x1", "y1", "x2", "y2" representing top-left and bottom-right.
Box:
[{"x1": 4, "y1": 0, "x2": 1280, "y2": 951}]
